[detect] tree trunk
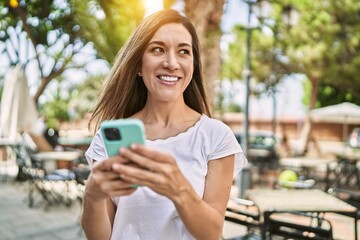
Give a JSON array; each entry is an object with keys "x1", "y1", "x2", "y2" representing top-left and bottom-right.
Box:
[
  {"x1": 184, "y1": 0, "x2": 224, "y2": 113},
  {"x1": 300, "y1": 75, "x2": 318, "y2": 156}
]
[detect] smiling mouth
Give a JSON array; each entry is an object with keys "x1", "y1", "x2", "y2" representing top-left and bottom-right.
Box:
[{"x1": 158, "y1": 75, "x2": 180, "y2": 83}]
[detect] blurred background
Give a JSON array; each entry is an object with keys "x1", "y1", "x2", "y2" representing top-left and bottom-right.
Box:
[{"x1": 0, "y1": 0, "x2": 360, "y2": 239}]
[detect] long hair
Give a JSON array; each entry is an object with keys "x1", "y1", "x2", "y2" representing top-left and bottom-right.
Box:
[{"x1": 89, "y1": 9, "x2": 211, "y2": 131}]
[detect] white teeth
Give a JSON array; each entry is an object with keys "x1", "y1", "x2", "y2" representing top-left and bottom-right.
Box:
[{"x1": 159, "y1": 75, "x2": 178, "y2": 82}]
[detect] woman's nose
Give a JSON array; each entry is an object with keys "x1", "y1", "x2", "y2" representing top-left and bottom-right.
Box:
[{"x1": 163, "y1": 52, "x2": 179, "y2": 70}]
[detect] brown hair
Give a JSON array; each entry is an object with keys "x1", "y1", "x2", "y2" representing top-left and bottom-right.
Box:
[{"x1": 89, "y1": 9, "x2": 211, "y2": 131}]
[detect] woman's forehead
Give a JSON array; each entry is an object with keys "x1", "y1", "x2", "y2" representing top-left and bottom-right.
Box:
[{"x1": 150, "y1": 23, "x2": 192, "y2": 45}]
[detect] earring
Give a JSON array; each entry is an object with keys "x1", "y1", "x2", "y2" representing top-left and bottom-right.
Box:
[{"x1": 137, "y1": 72, "x2": 142, "y2": 77}]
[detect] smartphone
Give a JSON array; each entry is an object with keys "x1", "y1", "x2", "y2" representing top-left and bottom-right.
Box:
[{"x1": 100, "y1": 119, "x2": 146, "y2": 157}]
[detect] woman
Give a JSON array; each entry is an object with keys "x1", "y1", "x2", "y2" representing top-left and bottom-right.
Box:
[{"x1": 82, "y1": 9, "x2": 246, "y2": 240}]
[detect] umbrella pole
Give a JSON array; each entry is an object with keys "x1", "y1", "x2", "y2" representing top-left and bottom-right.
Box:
[{"x1": 342, "y1": 116, "x2": 348, "y2": 154}]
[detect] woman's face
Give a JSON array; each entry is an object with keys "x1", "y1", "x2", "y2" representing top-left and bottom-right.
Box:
[{"x1": 141, "y1": 23, "x2": 194, "y2": 103}]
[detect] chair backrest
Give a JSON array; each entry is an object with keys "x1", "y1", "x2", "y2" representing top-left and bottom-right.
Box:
[
  {"x1": 225, "y1": 198, "x2": 261, "y2": 233},
  {"x1": 268, "y1": 212, "x2": 333, "y2": 240},
  {"x1": 26, "y1": 132, "x2": 53, "y2": 152}
]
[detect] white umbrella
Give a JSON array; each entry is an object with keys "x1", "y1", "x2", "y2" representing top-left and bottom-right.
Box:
[
  {"x1": 0, "y1": 65, "x2": 38, "y2": 143},
  {"x1": 310, "y1": 102, "x2": 360, "y2": 142}
]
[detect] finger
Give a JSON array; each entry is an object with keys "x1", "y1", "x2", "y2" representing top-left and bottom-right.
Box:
[
  {"x1": 130, "y1": 145, "x2": 172, "y2": 163},
  {"x1": 119, "y1": 147, "x2": 164, "y2": 172},
  {"x1": 93, "y1": 156, "x2": 130, "y2": 171},
  {"x1": 117, "y1": 164, "x2": 163, "y2": 186},
  {"x1": 107, "y1": 177, "x2": 137, "y2": 190},
  {"x1": 92, "y1": 167, "x2": 121, "y2": 180}
]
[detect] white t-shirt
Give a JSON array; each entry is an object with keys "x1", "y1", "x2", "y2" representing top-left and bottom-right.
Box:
[{"x1": 85, "y1": 115, "x2": 247, "y2": 240}]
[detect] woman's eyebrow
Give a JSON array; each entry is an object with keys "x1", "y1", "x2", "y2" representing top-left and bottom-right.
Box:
[{"x1": 148, "y1": 41, "x2": 192, "y2": 48}]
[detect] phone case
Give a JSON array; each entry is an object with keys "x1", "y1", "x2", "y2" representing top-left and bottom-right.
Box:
[{"x1": 100, "y1": 119, "x2": 146, "y2": 157}]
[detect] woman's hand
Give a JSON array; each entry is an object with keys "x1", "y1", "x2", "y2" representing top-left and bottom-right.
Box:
[
  {"x1": 85, "y1": 156, "x2": 138, "y2": 202},
  {"x1": 111, "y1": 144, "x2": 192, "y2": 201}
]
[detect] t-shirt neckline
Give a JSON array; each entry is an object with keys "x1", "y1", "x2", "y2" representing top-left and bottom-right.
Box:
[{"x1": 147, "y1": 114, "x2": 206, "y2": 144}]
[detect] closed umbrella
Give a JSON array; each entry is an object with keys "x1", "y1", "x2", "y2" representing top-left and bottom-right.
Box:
[{"x1": 0, "y1": 65, "x2": 38, "y2": 143}]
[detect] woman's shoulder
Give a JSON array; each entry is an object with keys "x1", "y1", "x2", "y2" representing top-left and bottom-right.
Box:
[{"x1": 199, "y1": 115, "x2": 232, "y2": 130}]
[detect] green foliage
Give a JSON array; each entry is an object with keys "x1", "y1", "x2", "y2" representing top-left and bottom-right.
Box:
[
  {"x1": 221, "y1": 2, "x2": 291, "y2": 94},
  {"x1": 70, "y1": 0, "x2": 145, "y2": 64},
  {"x1": 317, "y1": 83, "x2": 360, "y2": 108},
  {"x1": 222, "y1": 0, "x2": 360, "y2": 108},
  {"x1": 42, "y1": 98, "x2": 70, "y2": 129},
  {"x1": 301, "y1": 77, "x2": 311, "y2": 109},
  {"x1": 284, "y1": 0, "x2": 360, "y2": 106},
  {"x1": 0, "y1": 0, "x2": 92, "y2": 103},
  {"x1": 226, "y1": 102, "x2": 242, "y2": 113},
  {"x1": 68, "y1": 74, "x2": 105, "y2": 118}
]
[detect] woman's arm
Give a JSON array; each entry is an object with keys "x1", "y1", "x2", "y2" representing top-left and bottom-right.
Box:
[
  {"x1": 81, "y1": 158, "x2": 137, "y2": 239},
  {"x1": 81, "y1": 196, "x2": 115, "y2": 240},
  {"x1": 172, "y1": 155, "x2": 234, "y2": 240}
]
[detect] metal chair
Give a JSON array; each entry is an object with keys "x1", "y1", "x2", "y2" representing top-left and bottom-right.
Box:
[
  {"x1": 21, "y1": 132, "x2": 78, "y2": 210},
  {"x1": 224, "y1": 197, "x2": 262, "y2": 239},
  {"x1": 267, "y1": 211, "x2": 333, "y2": 240}
]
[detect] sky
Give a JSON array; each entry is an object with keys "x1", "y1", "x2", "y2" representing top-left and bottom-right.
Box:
[{"x1": 0, "y1": 0, "x2": 306, "y2": 119}]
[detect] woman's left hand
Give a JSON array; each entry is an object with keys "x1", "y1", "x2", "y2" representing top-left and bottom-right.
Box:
[{"x1": 111, "y1": 144, "x2": 191, "y2": 201}]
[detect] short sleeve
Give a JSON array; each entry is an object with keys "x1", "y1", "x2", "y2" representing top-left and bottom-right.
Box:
[
  {"x1": 85, "y1": 131, "x2": 107, "y2": 166},
  {"x1": 207, "y1": 119, "x2": 247, "y2": 178}
]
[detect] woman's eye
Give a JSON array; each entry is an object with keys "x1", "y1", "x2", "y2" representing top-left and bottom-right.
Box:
[
  {"x1": 153, "y1": 47, "x2": 163, "y2": 53},
  {"x1": 179, "y1": 49, "x2": 190, "y2": 55}
]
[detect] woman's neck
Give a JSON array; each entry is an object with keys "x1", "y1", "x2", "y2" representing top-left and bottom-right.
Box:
[{"x1": 132, "y1": 101, "x2": 202, "y2": 140}]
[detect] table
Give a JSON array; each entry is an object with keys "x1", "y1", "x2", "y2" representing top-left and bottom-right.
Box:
[
  {"x1": 33, "y1": 151, "x2": 82, "y2": 161},
  {"x1": 33, "y1": 151, "x2": 83, "y2": 170},
  {"x1": 58, "y1": 137, "x2": 93, "y2": 151},
  {"x1": 246, "y1": 189, "x2": 358, "y2": 240}
]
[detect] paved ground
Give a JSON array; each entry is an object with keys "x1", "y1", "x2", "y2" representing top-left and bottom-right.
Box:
[{"x1": 0, "y1": 181, "x2": 85, "y2": 240}]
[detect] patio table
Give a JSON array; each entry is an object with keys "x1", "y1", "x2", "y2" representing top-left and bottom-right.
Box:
[
  {"x1": 245, "y1": 188, "x2": 358, "y2": 240},
  {"x1": 58, "y1": 136, "x2": 93, "y2": 151}
]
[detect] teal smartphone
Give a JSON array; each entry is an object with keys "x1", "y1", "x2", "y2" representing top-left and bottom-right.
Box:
[{"x1": 100, "y1": 119, "x2": 146, "y2": 157}]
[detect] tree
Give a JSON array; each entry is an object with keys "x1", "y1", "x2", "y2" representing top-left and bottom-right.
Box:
[
  {"x1": 283, "y1": 0, "x2": 360, "y2": 153},
  {"x1": 184, "y1": 0, "x2": 225, "y2": 111},
  {"x1": 284, "y1": 0, "x2": 360, "y2": 108},
  {"x1": 69, "y1": 0, "x2": 145, "y2": 64},
  {"x1": 221, "y1": 0, "x2": 360, "y2": 154},
  {"x1": 0, "y1": 0, "x2": 94, "y2": 103},
  {"x1": 222, "y1": 0, "x2": 360, "y2": 108},
  {"x1": 221, "y1": 1, "x2": 296, "y2": 102}
]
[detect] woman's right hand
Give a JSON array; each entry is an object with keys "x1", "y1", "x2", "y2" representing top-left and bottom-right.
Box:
[{"x1": 84, "y1": 156, "x2": 138, "y2": 202}]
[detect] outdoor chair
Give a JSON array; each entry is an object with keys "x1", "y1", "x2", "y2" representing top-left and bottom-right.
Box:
[
  {"x1": 21, "y1": 132, "x2": 80, "y2": 210},
  {"x1": 224, "y1": 197, "x2": 262, "y2": 239},
  {"x1": 267, "y1": 211, "x2": 333, "y2": 240},
  {"x1": 327, "y1": 187, "x2": 360, "y2": 219}
]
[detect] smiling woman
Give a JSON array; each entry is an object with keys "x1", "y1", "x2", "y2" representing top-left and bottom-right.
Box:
[
  {"x1": 81, "y1": 9, "x2": 246, "y2": 240},
  {"x1": 144, "y1": 0, "x2": 164, "y2": 17}
]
